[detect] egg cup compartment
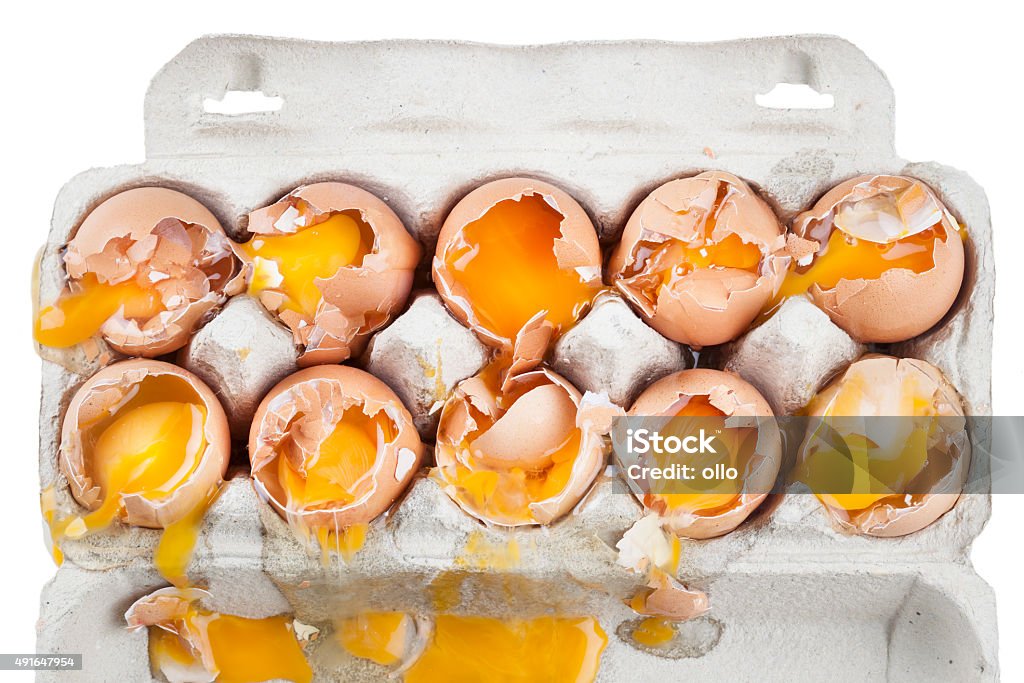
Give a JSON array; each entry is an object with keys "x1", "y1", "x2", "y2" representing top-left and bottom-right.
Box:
[{"x1": 36, "y1": 36, "x2": 996, "y2": 680}]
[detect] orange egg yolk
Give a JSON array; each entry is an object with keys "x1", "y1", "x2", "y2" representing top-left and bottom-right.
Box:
[
  {"x1": 800, "y1": 374, "x2": 938, "y2": 514},
  {"x1": 277, "y1": 408, "x2": 393, "y2": 511},
  {"x1": 436, "y1": 375, "x2": 583, "y2": 525},
  {"x1": 338, "y1": 612, "x2": 608, "y2": 683},
  {"x1": 442, "y1": 194, "x2": 598, "y2": 341},
  {"x1": 149, "y1": 611, "x2": 312, "y2": 683},
  {"x1": 632, "y1": 617, "x2": 676, "y2": 648},
  {"x1": 34, "y1": 272, "x2": 164, "y2": 348},
  {"x1": 645, "y1": 395, "x2": 750, "y2": 515},
  {"x1": 625, "y1": 232, "x2": 762, "y2": 296},
  {"x1": 242, "y1": 211, "x2": 374, "y2": 319},
  {"x1": 45, "y1": 375, "x2": 214, "y2": 585},
  {"x1": 772, "y1": 227, "x2": 941, "y2": 304}
]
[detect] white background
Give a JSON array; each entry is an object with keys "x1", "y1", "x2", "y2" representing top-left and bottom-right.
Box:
[{"x1": 2, "y1": 1, "x2": 1021, "y2": 680}]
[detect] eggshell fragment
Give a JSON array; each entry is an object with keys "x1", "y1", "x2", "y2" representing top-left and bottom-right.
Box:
[
  {"x1": 800, "y1": 354, "x2": 969, "y2": 537},
  {"x1": 788, "y1": 175, "x2": 965, "y2": 343},
  {"x1": 241, "y1": 182, "x2": 421, "y2": 365},
  {"x1": 51, "y1": 187, "x2": 243, "y2": 356},
  {"x1": 249, "y1": 365, "x2": 425, "y2": 530},
  {"x1": 609, "y1": 172, "x2": 786, "y2": 348},
  {"x1": 434, "y1": 367, "x2": 605, "y2": 527},
  {"x1": 432, "y1": 177, "x2": 602, "y2": 355},
  {"x1": 627, "y1": 369, "x2": 782, "y2": 539},
  {"x1": 58, "y1": 359, "x2": 230, "y2": 529}
]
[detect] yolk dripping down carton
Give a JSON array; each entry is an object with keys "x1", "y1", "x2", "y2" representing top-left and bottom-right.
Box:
[{"x1": 34, "y1": 36, "x2": 997, "y2": 681}]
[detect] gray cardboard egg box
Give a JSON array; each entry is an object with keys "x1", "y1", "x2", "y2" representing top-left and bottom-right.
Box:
[{"x1": 36, "y1": 36, "x2": 997, "y2": 680}]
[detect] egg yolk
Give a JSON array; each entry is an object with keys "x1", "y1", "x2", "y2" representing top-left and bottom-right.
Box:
[
  {"x1": 624, "y1": 232, "x2": 762, "y2": 299},
  {"x1": 149, "y1": 611, "x2": 312, "y2": 683},
  {"x1": 337, "y1": 612, "x2": 411, "y2": 666},
  {"x1": 339, "y1": 612, "x2": 607, "y2": 683},
  {"x1": 242, "y1": 211, "x2": 374, "y2": 319},
  {"x1": 770, "y1": 227, "x2": 941, "y2": 308},
  {"x1": 442, "y1": 194, "x2": 599, "y2": 341},
  {"x1": 435, "y1": 375, "x2": 583, "y2": 525},
  {"x1": 644, "y1": 395, "x2": 749, "y2": 515},
  {"x1": 34, "y1": 273, "x2": 164, "y2": 348},
  {"x1": 799, "y1": 374, "x2": 940, "y2": 514},
  {"x1": 277, "y1": 408, "x2": 394, "y2": 510},
  {"x1": 46, "y1": 375, "x2": 214, "y2": 585},
  {"x1": 631, "y1": 617, "x2": 676, "y2": 648}
]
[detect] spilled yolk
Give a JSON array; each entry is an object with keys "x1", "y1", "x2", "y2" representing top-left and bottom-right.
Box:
[
  {"x1": 34, "y1": 273, "x2": 164, "y2": 348},
  {"x1": 45, "y1": 375, "x2": 215, "y2": 585},
  {"x1": 339, "y1": 612, "x2": 608, "y2": 683},
  {"x1": 771, "y1": 227, "x2": 941, "y2": 306},
  {"x1": 242, "y1": 212, "x2": 373, "y2": 319},
  {"x1": 337, "y1": 612, "x2": 410, "y2": 666},
  {"x1": 149, "y1": 612, "x2": 312, "y2": 683},
  {"x1": 443, "y1": 194, "x2": 598, "y2": 341},
  {"x1": 632, "y1": 617, "x2": 676, "y2": 647},
  {"x1": 646, "y1": 395, "x2": 747, "y2": 514}
]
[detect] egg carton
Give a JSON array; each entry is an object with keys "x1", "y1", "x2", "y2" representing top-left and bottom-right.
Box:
[{"x1": 34, "y1": 36, "x2": 996, "y2": 681}]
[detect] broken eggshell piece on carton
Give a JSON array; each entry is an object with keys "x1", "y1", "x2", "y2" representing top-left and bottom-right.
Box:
[
  {"x1": 608, "y1": 171, "x2": 786, "y2": 348},
  {"x1": 238, "y1": 181, "x2": 421, "y2": 366},
  {"x1": 249, "y1": 364, "x2": 425, "y2": 536},
  {"x1": 34, "y1": 187, "x2": 243, "y2": 361},
  {"x1": 780, "y1": 174, "x2": 965, "y2": 343}
]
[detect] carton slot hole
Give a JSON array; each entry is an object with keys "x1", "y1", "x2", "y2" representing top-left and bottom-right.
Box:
[
  {"x1": 203, "y1": 90, "x2": 283, "y2": 116},
  {"x1": 755, "y1": 83, "x2": 834, "y2": 110}
]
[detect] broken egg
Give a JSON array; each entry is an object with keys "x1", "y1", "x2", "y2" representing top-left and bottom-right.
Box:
[
  {"x1": 627, "y1": 369, "x2": 782, "y2": 539},
  {"x1": 34, "y1": 187, "x2": 242, "y2": 358},
  {"x1": 239, "y1": 182, "x2": 421, "y2": 365},
  {"x1": 50, "y1": 359, "x2": 229, "y2": 583},
  {"x1": 775, "y1": 175, "x2": 965, "y2": 342},
  {"x1": 58, "y1": 359, "x2": 229, "y2": 530},
  {"x1": 125, "y1": 586, "x2": 313, "y2": 683},
  {"x1": 337, "y1": 610, "x2": 607, "y2": 682},
  {"x1": 608, "y1": 172, "x2": 786, "y2": 348},
  {"x1": 433, "y1": 177, "x2": 603, "y2": 352},
  {"x1": 249, "y1": 365, "x2": 425, "y2": 547},
  {"x1": 797, "y1": 354, "x2": 969, "y2": 537},
  {"x1": 433, "y1": 366, "x2": 606, "y2": 526}
]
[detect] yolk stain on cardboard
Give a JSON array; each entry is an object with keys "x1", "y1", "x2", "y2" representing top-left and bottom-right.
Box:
[
  {"x1": 242, "y1": 211, "x2": 374, "y2": 318},
  {"x1": 339, "y1": 612, "x2": 608, "y2": 683},
  {"x1": 442, "y1": 194, "x2": 598, "y2": 341}
]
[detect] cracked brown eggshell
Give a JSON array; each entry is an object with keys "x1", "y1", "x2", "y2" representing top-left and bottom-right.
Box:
[
  {"x1": 801, "y1": 354, "x2": 969, "y2": 537},
  {"x1": 789, "y1": 175, "x2": 965, "y2": 343},
  {"x1": 608, "y1": 172, "x2": 786, "y2": 348},
  {"x1": 249, "y1": 365, "x2": 425, "y2": 530},
  {"x1": 434, "y1": 366, "x2": 606, "y2": 527},
  {"x1": 627, "y1": 369, "x2": 782, "y2": 539},
  {"x1": 58, "y1": 187, "x2": 243, "y2": 357},
  {"x1": 241, "y1": 182, "x2": 421, "y2": 366},
  {"x1": 58, "y1": 359, "x2": 230, "y2": 529},
  {"x1": 432, "y1": 177, "x2": 603, "y2": 350}
]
